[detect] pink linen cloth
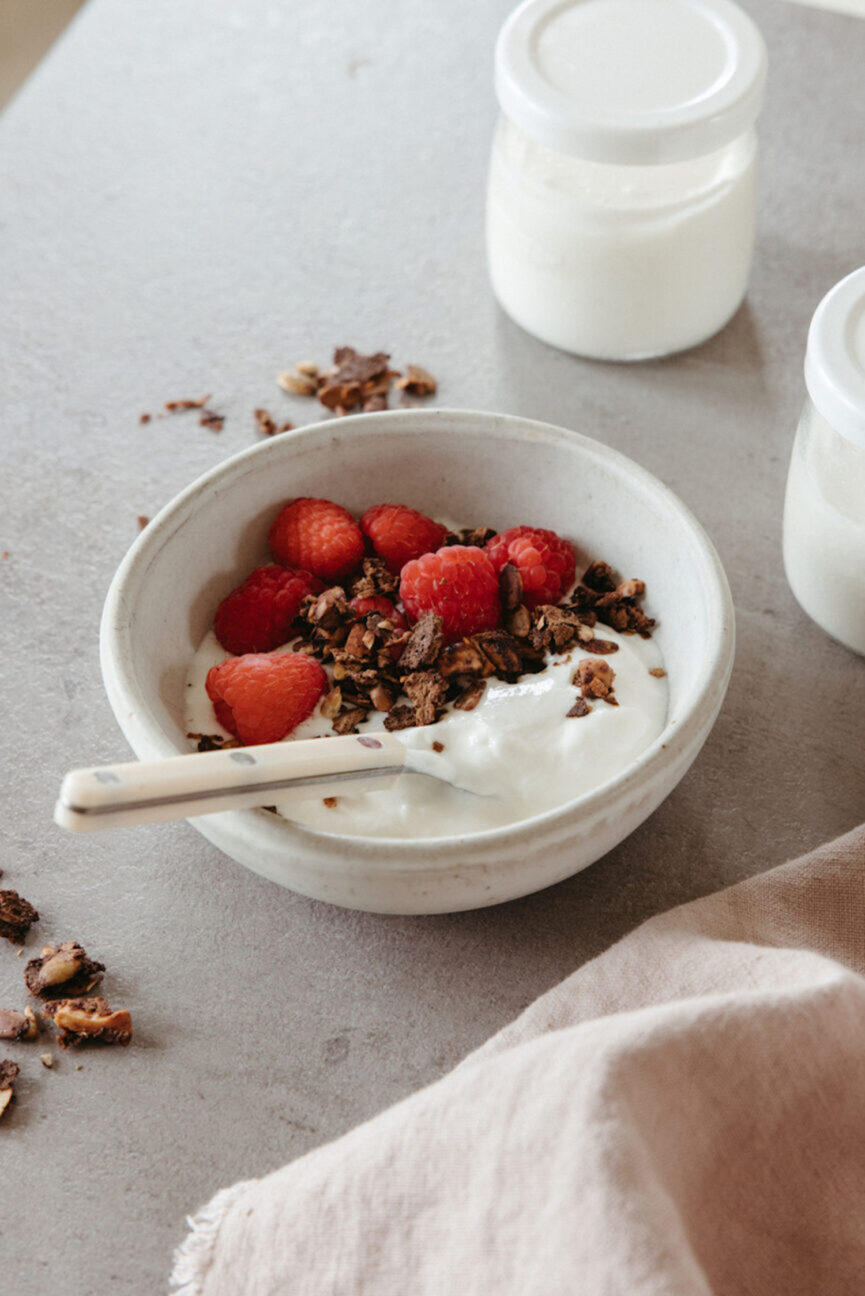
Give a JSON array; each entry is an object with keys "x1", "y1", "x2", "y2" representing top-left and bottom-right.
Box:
[{"x1": 171, "y1": 824, "x2": 865, "y2": 1295}]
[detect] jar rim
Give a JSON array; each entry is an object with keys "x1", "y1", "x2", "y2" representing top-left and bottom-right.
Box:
[
  {"x1": 495, "y1": 0, "x2": 767, "y2": 166},
  {"x1": 805, "y1": 267, "x2": 865, "y2": 450}
]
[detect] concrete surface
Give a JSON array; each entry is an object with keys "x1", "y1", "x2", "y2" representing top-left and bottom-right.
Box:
[{"x1": 1, "y1": 0, "x2": 864, "y2": 1291}]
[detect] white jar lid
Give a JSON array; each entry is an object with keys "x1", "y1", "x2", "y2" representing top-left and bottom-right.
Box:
[
  {"x1": 495, "y1": 0, "x2": 767, "y2": 165},
  {"x1": 805, "y1": 267, "x2": 865, "y2": 450}
]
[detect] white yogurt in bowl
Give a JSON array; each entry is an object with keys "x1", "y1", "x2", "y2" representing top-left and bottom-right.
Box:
[
  {"x1": 185, "y1": 624, "x2": 668, "y2": 839},
  {"x1": 99, "y1": 409, "x2": 735, "y2": 913}
]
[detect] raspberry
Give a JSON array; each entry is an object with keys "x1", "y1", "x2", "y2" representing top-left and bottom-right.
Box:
[
  {"x1": 213, "y1": 564, "x2": 321, "y2": 656},
  {"x1": 205, "y1": 652, "x2": 327, "y2": 746},
  {"x1": 269, "y1": 497, "x2": 364, "y2": 583},
  {"x1": 348, "y1": 595, "x2": 407, "y2": 633},
  {"x1": 485, "y1": 526, "x2": 576, "y2": 609},
  {"x1": 399, "y1": 546, "x2": 500, "y2": 643},
  {"x1": 361, "y1": 503, "x2": 447, "y2": 575}
]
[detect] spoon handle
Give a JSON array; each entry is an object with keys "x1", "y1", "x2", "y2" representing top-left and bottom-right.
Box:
[{"x1": 55, "y1": 732, "x2": 407, "y2": 832}]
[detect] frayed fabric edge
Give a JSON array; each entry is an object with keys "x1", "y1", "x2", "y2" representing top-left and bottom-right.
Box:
[{"x1": 169, "y1": 1180, "x2": 258, "y2": 1294}]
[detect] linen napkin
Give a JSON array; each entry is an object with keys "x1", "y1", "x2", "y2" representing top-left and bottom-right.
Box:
[{"x1": 171, "y1": 824, "x2": 865, "y2": 1295}]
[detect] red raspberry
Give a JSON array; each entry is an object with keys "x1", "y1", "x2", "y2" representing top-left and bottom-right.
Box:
[
  {"x1": 399, "y1": 546, "x2": 500, "y2": 643},
  {"x1": 348, "y1": 595, "x2": 407, "y2": 632},
  {"x1": 269, "y1": 497, "x2": 364, "y2": 582},
  {"x1": 213, "y1": 564, "x2": 321, "y2": 655},
  {"x1": 485, "y1": 526, "x2": 576, "y2": 609},
  {"x1": 361, "y1": 503, "x2": 447, "y2": 575},
  {"x1": 206, "y1": 652, "x2": 327, "y2": 746}
]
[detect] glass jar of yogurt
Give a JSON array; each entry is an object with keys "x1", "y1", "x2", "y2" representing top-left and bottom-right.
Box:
[
  {"x1": 487, "y1": 0, "x2": 768, "y2": 361},
  {"x1": 783, "y1": 267, "x2": 865, "y2": 655}
]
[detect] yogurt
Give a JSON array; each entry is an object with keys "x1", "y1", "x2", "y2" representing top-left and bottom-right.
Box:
[
  {"x1": 487, "y1": 0, "x2": 767, "y2": 360},
  {"x1": 186, "y1": 625, "x2": 668, "y2": 839}
]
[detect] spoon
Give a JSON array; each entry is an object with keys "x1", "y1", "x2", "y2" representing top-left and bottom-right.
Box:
[{"x1": 54, "y1": 731, "x2": 465, "y2": 833}]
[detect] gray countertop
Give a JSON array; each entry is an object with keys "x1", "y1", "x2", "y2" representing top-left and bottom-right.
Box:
[{"x1": 1, "y1": 0, "x2": 864, "y2": 1290}]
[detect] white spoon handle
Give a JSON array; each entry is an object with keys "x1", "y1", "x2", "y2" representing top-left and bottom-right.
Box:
[{"x1": 55, "y1": 732, "x2": 408, "y2": 833}]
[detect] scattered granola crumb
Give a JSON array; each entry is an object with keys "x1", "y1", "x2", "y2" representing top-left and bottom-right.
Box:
[
  {"x1": 25, "y1": 942, "x2": 105, "y2": 1001},
  {"x1": 139, "y1": 413, "x2": 151, "y2": 424},
  {"x1": 649, "y1": 667, "x2": 666, "y2": 678},
  {"x1": 323, "y1": 797, "x2": 339, "y2": 809},
  {"x1": 395, "y1": 364, "x2": 437, "y2": 397},
  {"x1": 40, "y1": 1053, "x2": 54, "y2": 1069},
  {"x1": 165, "y1": 395, "x2": 211, "y2": 412},
  {"x1": 199, "y1": 409, "x2": 225, "y2": 432},
  {"x1": 0, "y1": 890, "x2": 39, "y2": 945},
  {"x1": 137, "y1": 515, "x2": 150, "y2": 530},
  {"x1": 1, "y1": 551, "x2": 8, "y2": 559},
  {"x1": 0, "y1": 1008, "x2": 37, "y2": 1040},
  {"x1": 432, "y1": 741, "x2": 445, "y2": 753},
  {"x1": 44, "y1": 997, "x2": 132, "y2": 1049},
  {"x1": 573, "y1": 658, "x2": 617, "y2": 706},
  {"x1": 0, "y1": 1060, "x2": 19, "y2": 1119},
  {"x1": 15, "y1": 949, "x2": 23, "y2": 959},
  {"x1": 254, "y1": 408, "x2": 293, "y2": 437},
  {"x1": 76, "y1": 1064, "x2": 83, "y2": 1071},
  {"x1": 278, "y1": 348, "x2": 437, "y2": 416}
]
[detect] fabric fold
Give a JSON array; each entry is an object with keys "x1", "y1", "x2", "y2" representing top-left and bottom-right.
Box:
[{"x1": 171, "y1": 824, "x2": 865, "y2": 1295}]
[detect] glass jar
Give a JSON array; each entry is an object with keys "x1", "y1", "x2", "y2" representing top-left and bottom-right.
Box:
[
  {"x1": 783, "y1": 268, "x2": 865, "y2": 655},
  {"x1": 487, "y1": 0, "x2": 767, "y2": 361}
]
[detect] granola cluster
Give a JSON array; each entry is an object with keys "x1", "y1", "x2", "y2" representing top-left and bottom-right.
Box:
[
  {"x1": 280, "y1": 554, "x2": 655, "y2": 734},
  {"x1": 279, "y1": 347, "x2": 436, "y2": 417},
  {"x1": 0, "y1": 925, "x2": 134, "y2": 1122}
]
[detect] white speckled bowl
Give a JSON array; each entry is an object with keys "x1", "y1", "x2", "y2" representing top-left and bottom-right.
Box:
[{"x1": 100, "y1": 409, "x2": 734, "y2": 913}]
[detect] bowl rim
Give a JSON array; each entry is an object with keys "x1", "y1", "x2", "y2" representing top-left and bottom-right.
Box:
[{"x1": 100, "y1": 407, "x2": 735, "y2": 858}]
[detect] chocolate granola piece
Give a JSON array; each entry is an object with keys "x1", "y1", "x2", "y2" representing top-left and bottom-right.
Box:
[
  {"x1": 530, "y1": 605, "x2": 592, "y2": 654},
  {"x1": 402, "y1": 672, "x2": 447, "y2": 726},
  {"x1": 399, "y1": 612, "x2": 444, "y2": 672},
  {"x1": 505, "y1": 604, "x2": 532, "y2": 639},
  {"x1": 499, "y1": 563, "x2": 523, "y2": 612},
  {"x1": 439, "y1": 639, "x2": 488, "y2": 678},
  {"x1": 199, "y1": 409, "x2": 225, "y2": 432},
  {"x1": 332, "y1": 707, "x2": 370, "y2": 735},
  {"x1": 573, "y1": 658, "x2": 617, "y2": 705},
  {"x1": 165, "y1": 395, "x2": 211, "y2": 411},
  {"x1": 582, "y1": 561, "x2": 617, "y2": 593},
  {"x1": 347, "y1": 557, "x2": 399, "y2": 600},
  {"x1": 573, "y1": 568, "x2": 655, "y2": 638},
  {"x1": 453, "y1": 680, "x2": 486, "y2": 711},
  {"x1": 331, "y1": 347, "x2": 391, "y2": 386},
  {"x1": 0, "y1": 1007, "x2": 38, "y2": 1041},
  {"x1": 316, "y1": 348, "x2": 392, "y2": 414},
  {"x1": 395, "y1": 364, "x2": 437, "y2": 397},
  {"x1": 472, "y1": 631, "x2": 524, "y2": 681},
  {"x1": 579, "y1": 636, "x2": 619, "y2": 656},
  {"x1": 46, "y1": 997, "x2": 132, "y2": 1050},
  {"x1": 369, "y1": 683, "x2": 397, "y2": 712},
  {"x1": 25, "y1": 942, "x2": 105, "y2": 1001},
  {"x1": 0, "y1": 890, "x2": 38, "y2": 945},
  {"x1": 278, "y1": 370, "x2": 318, "y2": 397},
  {"x1": 0, "y1": 1059, "x2": 19, "y2": 1119},
  {"x1": 444, "y1": 526, "x2": 497, "y2": 549},
  {"x1": 383, "y1": 704, "x2": 417, "y2": 732},
  {"x1": 566, "y1": 697, "x2": 592, "y2": 719}
]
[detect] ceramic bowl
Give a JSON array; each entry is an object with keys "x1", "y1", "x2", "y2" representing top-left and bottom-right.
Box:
[{"x1": 100, "y1": 409, "x2": 734, "y2": 914}]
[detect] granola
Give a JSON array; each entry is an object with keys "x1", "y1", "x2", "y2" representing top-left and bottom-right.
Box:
[{"x1": 0, "y1": 890, "x2": 39, "y2": 945}]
